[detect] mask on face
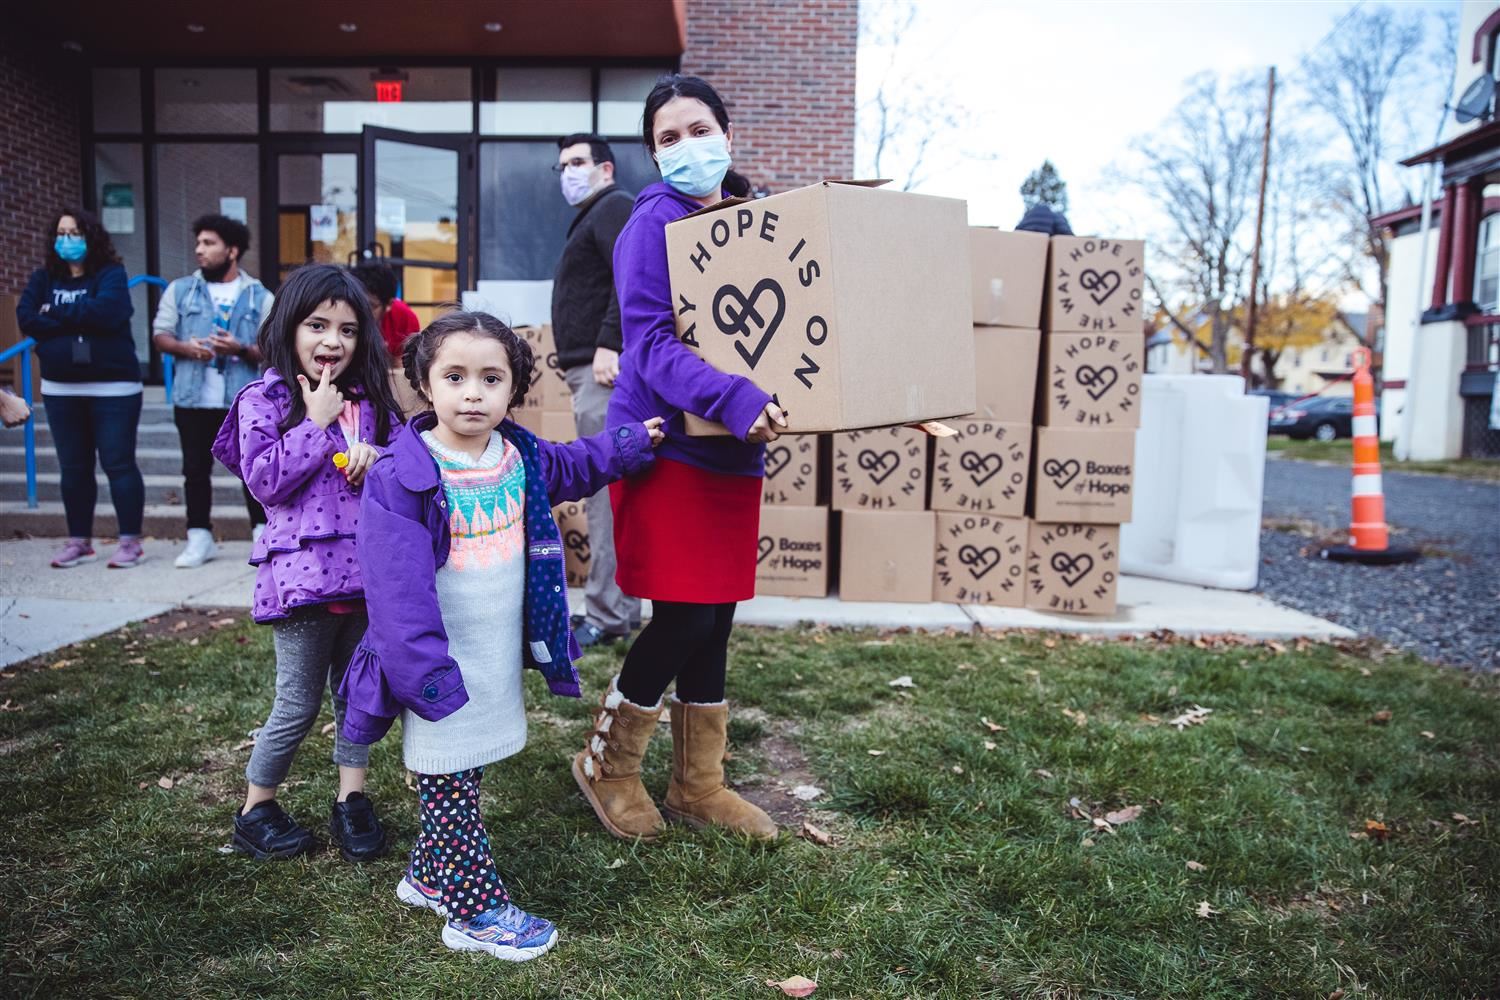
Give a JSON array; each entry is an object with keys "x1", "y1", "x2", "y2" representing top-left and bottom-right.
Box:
[
  {"x1": 560, "y1": 165, "x2": 596, "y2": 206},
  {"x1": 54, "y1": 235, "x2": 87, "y2": 263},
  {"x1": 655, "y1": 134, "x2": 732, "y2": 198}
]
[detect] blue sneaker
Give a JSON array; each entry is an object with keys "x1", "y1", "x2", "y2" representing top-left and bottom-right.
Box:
[
  {"x1": 441, "y1": 903, "x2": 559, "y2": 962},
  {"x1": 395, "y1": 871, "x2": 447, "y2": 916}
]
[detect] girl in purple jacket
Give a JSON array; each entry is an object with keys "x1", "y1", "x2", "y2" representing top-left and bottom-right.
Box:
[
  {"x1": 210, "y1": 264, "x2": 401, "y2": 865},
  {"x1": 342, "y1": 312, "x2": 661, "y2": 962}
]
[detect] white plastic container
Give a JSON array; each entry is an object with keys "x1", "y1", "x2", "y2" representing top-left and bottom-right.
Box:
[{"x1": 1120, "y1": 374, "x2": 1269, "y2": 590}]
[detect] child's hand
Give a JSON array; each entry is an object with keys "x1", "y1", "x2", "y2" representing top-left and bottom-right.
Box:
[
  {"x1": 643, "y1": 417, "x2": 666, "y2": 448},
  {"x1": 297, "y1": 364, "x2": 344, "y2": 428},
  {"x1": 341, "y1": 442, "x2": 379, "y2": 488}
]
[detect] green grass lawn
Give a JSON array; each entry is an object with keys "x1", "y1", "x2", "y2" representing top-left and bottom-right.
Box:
[
  {"x1": 2, "y1": 617, "x2": 1497, "y2": 998},
  {"x1": 1267, "y1": 436, "x2": 1500, "y2": 482}
]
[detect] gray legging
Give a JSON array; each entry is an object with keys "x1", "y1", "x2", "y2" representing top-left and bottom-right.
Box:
[{"x1": 245, "y1": 604, "x2": 370, "y2": 788}]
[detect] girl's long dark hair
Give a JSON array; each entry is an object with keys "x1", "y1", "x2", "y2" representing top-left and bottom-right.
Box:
[
  {"x1": 256, "y1": 264, "x2": 400, "y2": 444},
  {"x1": 45, "y1": 208, "x2": 122, "y2": 281},
  {"x1": 642, "y1": 74, "x2": 754, "y2": 198}
]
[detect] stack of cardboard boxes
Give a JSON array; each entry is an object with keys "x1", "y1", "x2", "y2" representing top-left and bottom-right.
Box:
[
  {"x1": 756, "y1": 435, "x2": 832, "y2": 597},
  {"x1": 1026, "y1": 237, "x2": 1146, "y2": 615}
]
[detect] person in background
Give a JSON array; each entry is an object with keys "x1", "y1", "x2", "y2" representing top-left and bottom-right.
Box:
[
  {"x1": 15, "y1": 209, "x2": 146, "y2": 569},
  {"x1": 1015, "y1": 204, "x2": 1073, "y2": 236},
  {"x1": 152, "y1": 214, "x2": 273, "y2": 566},
  {"x1": 350, "y1": 260, "x2": 423, "y2": 417},
  {"x1": 551, "y1": 132, "x2": 639, "y2": 648}
]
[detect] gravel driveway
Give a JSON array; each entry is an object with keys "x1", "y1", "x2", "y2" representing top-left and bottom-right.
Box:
[{"x1": 1258, "y1": 457, "x2": 1500, "y2": 670}]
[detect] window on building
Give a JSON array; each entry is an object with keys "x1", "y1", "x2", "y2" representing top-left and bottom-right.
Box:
[
  {"x1": 480, "y1": 68, "x2": 591, "y2": 136},
  {"x1": 269, "y1": 67, "x2": 472, "y2": 133},
  {"x1": 598, "y1": 68, "x2": 671, "y2": 135},
  {"x1": 92, "y1": 68, "x2": 141, "y2": 133},
  {"x1": 155, "y1": 144, "x2": 261, "y2": 280},
  {"x1": 93, "y1": 143, "x2": 149, "y2": 358},
  {"x1": 154, "y1": 68, "x2": 257, "y2": 134},
  {"x1": 1477, "y1": 214, "x2": 1500, "y2": 313}
]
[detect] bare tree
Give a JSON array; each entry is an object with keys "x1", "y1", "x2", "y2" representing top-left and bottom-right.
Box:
[{"x1": 1135, "y1": 72, "x2": 1266, "y2": 372}]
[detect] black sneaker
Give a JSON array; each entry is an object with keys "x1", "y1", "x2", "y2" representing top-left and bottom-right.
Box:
[
  {"x1": 233, "y1": 800, "x2": 317, "y2": 861},
  {"x1": 574, "y1": 621, "x2": 624, "y2": 649},
  {"x1": 330, "y1": 792, "x2": 388, "y2": 862}
]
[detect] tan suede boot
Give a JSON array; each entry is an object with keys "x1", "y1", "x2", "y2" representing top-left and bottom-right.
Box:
[
  {"x1": 571, "y1": 676, "x2": 666, "y2": 840},
  {"x1": 663, "y1": 697, "x2": 778, "y2": 840}
]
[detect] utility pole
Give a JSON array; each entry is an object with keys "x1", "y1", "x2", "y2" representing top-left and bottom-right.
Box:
[{"x1": 1242, "y1": 65, "x2": 1276, "y2": 385}]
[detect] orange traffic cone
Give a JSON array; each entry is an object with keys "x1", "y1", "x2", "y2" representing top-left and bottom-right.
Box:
[{"x1": 1320, "y1": 348, "x2": 1419, "y2": 565}]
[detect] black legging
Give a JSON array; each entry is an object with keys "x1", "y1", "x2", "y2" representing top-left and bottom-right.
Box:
[{"x1": 616, "y1": 600, "x2": 736, "y2": 706}]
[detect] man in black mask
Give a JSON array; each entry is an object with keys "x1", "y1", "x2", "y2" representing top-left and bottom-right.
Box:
[{"x1": 151, "y1": 214, "x2": 273, "y2": 567}]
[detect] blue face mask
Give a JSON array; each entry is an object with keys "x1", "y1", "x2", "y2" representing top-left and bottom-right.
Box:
[
  {"x1": 54, "y1": 235, "x2": 87, "y2": 263},
  {"x1": 655, "y1": 134, "x2": 732, "y2": 198}
]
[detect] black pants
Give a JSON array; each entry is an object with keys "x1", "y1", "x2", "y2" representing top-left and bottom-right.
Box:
[
  {"x1": 616, "y1": 601, "x2": 735, "y2": 706},
  {"x1": 174, "y1": 406, "x2": 266, "y2": 531}
]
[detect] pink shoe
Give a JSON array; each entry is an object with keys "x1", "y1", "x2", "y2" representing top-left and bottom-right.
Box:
[
  {"x1": 107, "y1": 536, "x2": 145, "y2": 569},
  {"x1": 51, "y1": 538, "x2": 97, "y2": 569}
]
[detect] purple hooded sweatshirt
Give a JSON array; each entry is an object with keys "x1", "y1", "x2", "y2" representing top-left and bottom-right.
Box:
[
  {"x1": 211, "y1": 368, "x2": 401, "y2": 623},
  {"x1": 606, "y1": 181, "x2": 772, "y2": 477}
]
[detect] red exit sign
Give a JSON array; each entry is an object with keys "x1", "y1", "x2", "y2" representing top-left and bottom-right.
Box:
[{"x1": 374, "y1": 80, "x2": 403, "y2": 103}]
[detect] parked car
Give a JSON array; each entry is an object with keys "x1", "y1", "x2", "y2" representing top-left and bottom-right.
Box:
[
  {"x1": 1269, "y1": 395, "x2": 1356, "y2": 441},
  {"x1": 1248, "y1": 389, "x2": 1298, "y2": 423}
]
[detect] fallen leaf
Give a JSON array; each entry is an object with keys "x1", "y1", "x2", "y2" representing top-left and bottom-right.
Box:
[
  {"x1": 1025, "y1": 669, "x2": 1041, "y2": 680},
  {"x1": 48, "y1": 659, "x2": 74, "y2": 670},
  {"x1": 232, "y1": 739, "x2": 255, "y2": 751},
  {"x1": 605, "y1": 858, "x2": 625, "y2": 869},
  {"x1": 790, "y1": 784, "x2": 824, "y2": 801},
  {"x1": 800, "y1": 822, "x2": 835, "y2": 847},
  {"x1": 951, "y1": 765, "x2": 964, "y2": 775},
  {"x1": 137, "y1": 781, "x2": 148, "y2": 790},
  {"x1": 1364, "y1": 819, "x2": 1389, "y2": 841},
  {"x1": 957, "y1": 661, "x2": 976, "y2": 671},
  {"x1": 1168, "y1": 706, "x2": 1213, "y2": 730},
  {"x1": 861, "y1": 639, "x2": 892, "y2": 647},
  {"x1": 1266, "y1": 640, "x2": 1287, "y2": 654},
  {"x1": 210, "y1": 617, "x2": 237, "y2": 629},
  {"x1": 867, "y1": 749, "x2": 885, "y2": 756},
  {"x1": 888, "y1": 675, "x2": 915, "y2": 688},
  {"x1": 321, "y1": 722, "x2": 335, "y2": 736},
  {"x1": 188, "y1": 638, "x2": 201, "y2": 647},
  {"x1": 1104, "y1": 805, "x2": 1143, "y2": 826},
  {"x1": 767, "y1": 975, "x2": 817, "y2": 996},
  {"x1": 157, "y1": 776, "x2": 174, "y2": 790},
  {"x1": 1081, "y1": 837, "x2": 1095, "y2": 847},
  {"x1": 1061, "y1": 707, "x2": 1087, "y2": 727},
  {"x1": 171, "y1": 620, "x2": 190, "y2": 632},
  {"x1": 0, "y1": 699, "x2": 21, "y2": 712},
  {"x1": 1042, "y1": 638, "x2": 1057, "y2": 649},
  {"x1": 1358, "y1": 667, "x2": 1372, "y2": 677},
  {"x1": 1420, "y1": 731, "x2": 1435, "y2": 739},
  {"x1": 1452, "y1": 812, "x2": 1476, "y2": 826},
  {"x1": 980, "y1": 717, "x2": 1006, "y2": 732},
  {"x1": 1195, "y1": 901, "x2": 1217, "y2": 918},
  {"x1": 1034, "y1": 768, "x2": 1054, "y2": 779},
  {"x1": 1067, "y1": 796, "x2": 1088, "y2": 819},
  {"x1": 983, "y1": 740, "x2": 997, "y2": 751},
  {"x1": 1186, "y1": 860, "x2": 1207, "y2": 872},
  {"x1": 1369, "y1": 710, "x2": 1392, "y2": 725},
  {"x1": 1328, "y1": 990, "x2": 1346, "y2": 1000},
  {"x1": 127, "y1": 656, "x2": 147, "y2": 665}
]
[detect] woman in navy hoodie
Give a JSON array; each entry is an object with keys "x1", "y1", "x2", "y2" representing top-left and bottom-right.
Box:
[
  {"x1": 572, "y1": 75, "x2": 784, "y2": 843},
  {"x1": 16, "y1": 209, "x2": 145, "y2": 569}
]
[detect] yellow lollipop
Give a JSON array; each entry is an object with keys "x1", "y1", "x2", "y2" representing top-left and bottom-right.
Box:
[{"x1": 332, "y1": 452, "x2": 350, "y2": 469}]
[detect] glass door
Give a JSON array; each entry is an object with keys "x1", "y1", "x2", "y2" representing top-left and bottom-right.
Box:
[
  {"x1": 271, "y1": 149, "x2": 359, "y2": 285},
  {"x1": 359, "y1": 127, "x2": 473, "y2": 326}
]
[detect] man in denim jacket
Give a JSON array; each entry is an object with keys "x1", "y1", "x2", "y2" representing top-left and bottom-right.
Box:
[{"x1": 151, "y1": 214, "x2": 274, "y2": 567}]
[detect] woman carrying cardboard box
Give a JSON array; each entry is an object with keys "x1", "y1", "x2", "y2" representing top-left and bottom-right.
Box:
[{"x1": 571, "y1": 74, "x2": 786, "y2": 842}]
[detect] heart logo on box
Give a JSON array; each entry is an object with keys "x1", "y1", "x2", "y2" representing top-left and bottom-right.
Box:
[
  {"x1": 714, "y1": 277, "x2": 786, "y2": 371},
  {"x1": 1051, "y1": 551, "x2": 1095, "y2": 587},
  {"x1": 959, "y1": 544, "x2": 1002, "y2": 580},
  {"x1": 959, "y1": 450, "x2": 1003, "y2": 487},
  {"x1": 1075, "y1": 364, "x2": 1119, "y2": 401},
  {"x1": 564, "y1": 529, "x2": 590, "y2": 561},
  {"x1": 857, "y1": 449, "x2": 901, "y2": 486},
  {"x1": 1079, "y1": 268, "x2": 1121, "y2": 305},
  {"x1": 764, "y1": 445, "x2": 791, "y2": 480},
  {"x1": 756, "y1": 536, "x2": 774, "y2": 564},
  {"x1": 1043, "y1": 458, "x2": 1081, "y2": 489}
]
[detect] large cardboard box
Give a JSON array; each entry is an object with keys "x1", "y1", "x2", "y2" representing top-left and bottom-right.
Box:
[
  {"x1": 762, "y1": 434, "x2": 822, "y2": 506},
  {"x1": 1038, "y1": 333, "x2": 1142, "y2": 429},
  {"x1": 1044, "y1": 237, "x2": 1146, "y2": 334},
  {"x1": 540, "y1": 411, "x2": 577, "y2": 443},
  {"x1": 1025, "y1": 521, "x2": 1120, "y2": 615},
  {"x1": 551, "y1": 500, "x2": 591, "y2": 589},
  {"x1": 930, "y1": 420, "x2": 1031, "y2": 517},
  {"x1": 1031, "y1": 427, "x2": 1136, "y2": 523},
  {"x1": 971, "y1": 327, "x2": 1040, "y2": 424},
  {"x1": 666, "y1": 180, "x2": 974, "y2": 434},
  {"x1": 932, "y1": 512, "x2": 1028, "y2": 607},
  {"x1": 839, "y1": 510, "x2": 937, "y2": 603},
  {"x1": 970, "y1": 228, "x2": 1048, "y2": 328},
  {"x1": 756, "y1": 505, "x2": 830, "y2": 597},
  {"x1": 831, "y1": 426, "x2": 928, "y2": 512}
]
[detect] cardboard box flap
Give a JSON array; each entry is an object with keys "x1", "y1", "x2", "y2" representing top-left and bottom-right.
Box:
[{"x1": 823, "y1": 178, "x2": 891, "y2": 189}]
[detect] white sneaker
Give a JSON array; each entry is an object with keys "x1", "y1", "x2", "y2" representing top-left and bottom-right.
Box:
[
  {"x1": 251, "y1": 524, "x2": 265, "y2": 546},
  {"x1": 174, "y1": 528, "x2": 218, "y2": 569}
]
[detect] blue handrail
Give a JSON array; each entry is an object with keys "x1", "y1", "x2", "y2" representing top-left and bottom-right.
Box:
[
  {"x1": 0, "y1": 337, "x2": 38, "y2": 509},
  {"x1": 128, "y1": 275, "x2": 173, "y2": 400}
]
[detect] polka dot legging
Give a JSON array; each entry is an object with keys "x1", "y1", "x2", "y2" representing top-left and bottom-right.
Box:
[{"x1": 410, "y1": 768, "x2": 510, "y2": 920}]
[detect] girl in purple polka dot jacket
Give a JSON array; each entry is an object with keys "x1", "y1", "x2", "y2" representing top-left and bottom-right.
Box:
[{"x1": 210, "y1": 264, "x2": 403, "y2": 866}]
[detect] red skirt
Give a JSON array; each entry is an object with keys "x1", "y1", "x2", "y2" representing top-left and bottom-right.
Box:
[{"x1": 610, "y1": 458, "x2": 762, "y2": 604}]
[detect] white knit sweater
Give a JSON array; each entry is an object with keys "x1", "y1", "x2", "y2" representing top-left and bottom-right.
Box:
[{"x1": 402, "y1": 431, "x2": 528, "y2": 774}]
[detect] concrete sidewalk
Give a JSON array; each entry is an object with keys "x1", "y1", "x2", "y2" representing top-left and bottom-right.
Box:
[{"x1": 0, "y1": 537, "x2": 1353, "y2": 668}]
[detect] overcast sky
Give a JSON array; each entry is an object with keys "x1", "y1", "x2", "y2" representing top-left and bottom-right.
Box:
[{"x1": 856, "y1": 0, "x2": 1458, "y2": 246}]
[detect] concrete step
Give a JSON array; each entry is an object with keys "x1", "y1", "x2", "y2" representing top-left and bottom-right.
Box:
[
  {"x1": 1, "y1": 445, "x2": 188, "y2": 477},
  {"x1": 0, "y1": 501, "x2": 252, "y2": 541},
  {"x1": 0, "y1": 471, "x2": 248, "y2": 506},
  {"x1": 25, "y1": 423, "x2": 182, "y2": 449}
]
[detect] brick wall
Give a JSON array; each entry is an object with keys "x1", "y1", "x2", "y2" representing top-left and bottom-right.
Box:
[
  {"x1": 0, "y1": 33, "x2": 85, "y2": 299},
  {"x1": 681, "y1": 0, "x2": 857, "y2": 193}
]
